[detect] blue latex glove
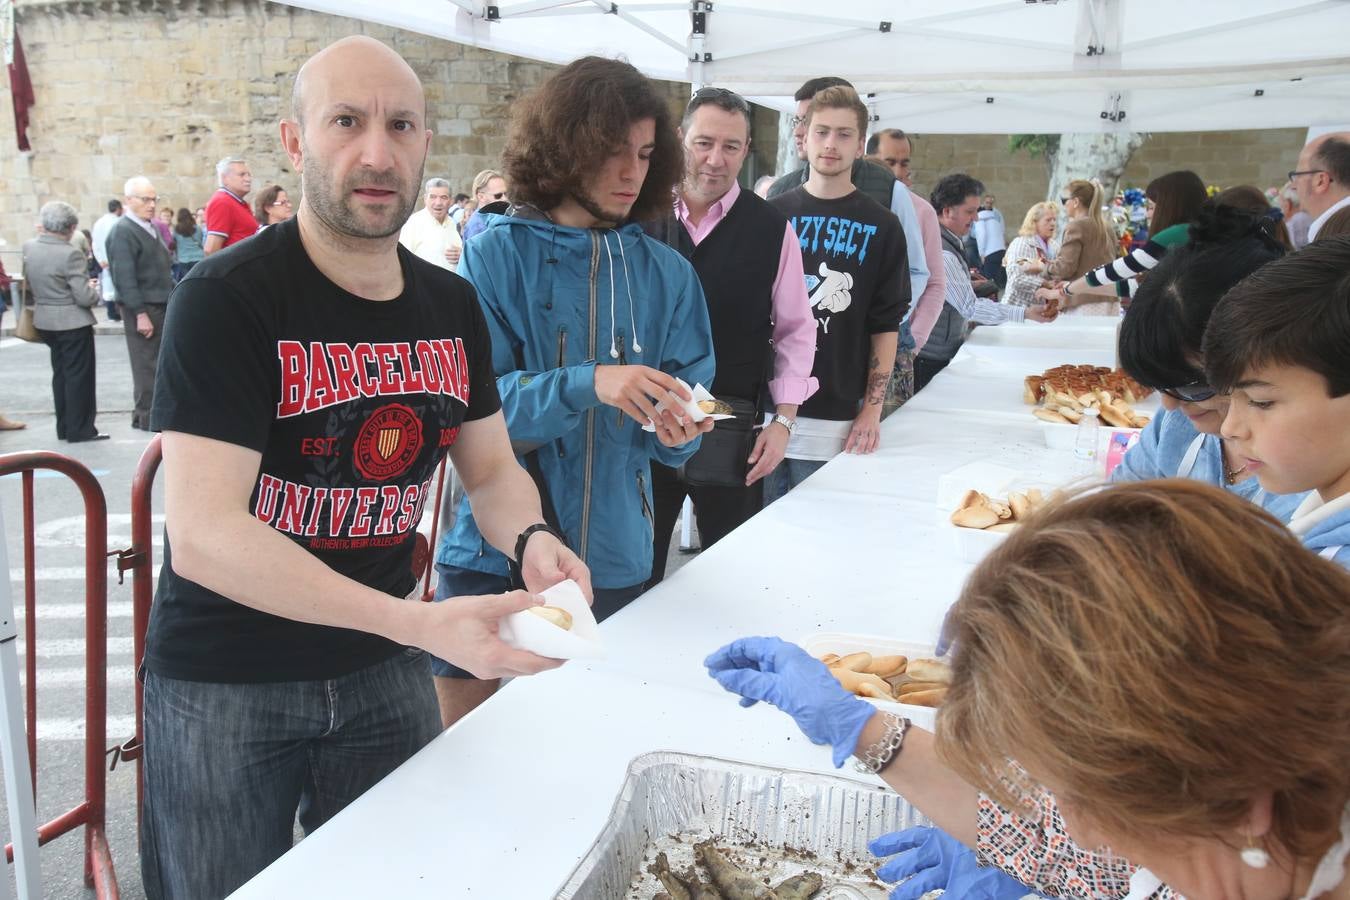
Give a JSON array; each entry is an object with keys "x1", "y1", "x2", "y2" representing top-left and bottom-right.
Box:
[
  {"x1": 935, "y1": 604, "x2": 956, "y2": 657},
  {"x1": 871, "y1": 826, "x2": 1039, "y2": 900},
  {"x1": 705, "y1": 636, "x2": 876, "y2": 768}
]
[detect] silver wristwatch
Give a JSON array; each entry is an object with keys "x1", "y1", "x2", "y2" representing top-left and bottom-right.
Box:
[{"x1": 771, "y1": 414, "x2": 796, "y2": 434}]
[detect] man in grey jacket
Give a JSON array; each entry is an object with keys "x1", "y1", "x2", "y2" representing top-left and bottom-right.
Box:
[
  {"x1": 106, "y1": 176, "x2": 174, "y2": 430},
  {"x1": 24, "y1": 201, "x2": 105, "y2": 441}
]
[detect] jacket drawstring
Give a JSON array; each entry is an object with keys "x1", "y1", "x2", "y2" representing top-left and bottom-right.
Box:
[
  {"x1": 603, "y1": 232, "x2": 619, "y2": 359},
  {"x1": 601, "y1": 230, "x2": 642, "y2": 359}
]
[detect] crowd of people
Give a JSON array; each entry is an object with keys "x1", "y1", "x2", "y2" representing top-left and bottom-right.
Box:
[{"x1": 1, "y1": 32, "x2": 1348, "y2": 900}]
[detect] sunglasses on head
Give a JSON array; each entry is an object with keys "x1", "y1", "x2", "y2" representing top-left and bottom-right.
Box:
[{"x1": 1159, "y1": 380, "x2": 1217, "y2": 403}]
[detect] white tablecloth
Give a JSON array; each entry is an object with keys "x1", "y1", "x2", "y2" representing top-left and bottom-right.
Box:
[{"x1": 231, "y1": 319, "x2": 1122, "y2": 898}]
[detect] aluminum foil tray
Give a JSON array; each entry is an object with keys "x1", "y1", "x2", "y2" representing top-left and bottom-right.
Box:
[{"x1": 555, "y1": 751, "x2": 931, "y2": 900}]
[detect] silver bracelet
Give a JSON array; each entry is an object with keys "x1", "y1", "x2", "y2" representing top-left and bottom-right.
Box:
[{"x1": 853, "y1": 713, "x2": 910, "y2": 775}]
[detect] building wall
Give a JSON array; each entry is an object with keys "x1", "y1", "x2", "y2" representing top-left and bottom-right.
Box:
[
  {"x1": 0, "y1": 0, "x2": 1310, "y2": 261},
  {"x1": 0, "y1": 0, "x2": 687, "y2": 265},
  {"x1": 909, "y1": 128, "x2": 1305, "y2": 241}
]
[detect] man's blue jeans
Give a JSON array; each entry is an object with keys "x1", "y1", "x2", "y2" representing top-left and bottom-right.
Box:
[
  {"x1": 763, "y1": 457, "x2": 828, "y2": 506},
  {"x1": 139, "y1": 648, "x2": 440, "y2": 899}
]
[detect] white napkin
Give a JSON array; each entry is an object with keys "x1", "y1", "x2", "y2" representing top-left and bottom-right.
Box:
[
  {"x1": 641, "y1": 378, "x2": 736, "y2": 432},
  {"x1": 498, "y1": 579, "x2": 605, "y2": 660}
]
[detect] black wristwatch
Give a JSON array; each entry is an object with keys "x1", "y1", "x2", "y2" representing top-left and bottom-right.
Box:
[{"x1": 513, "y1": 523, "x2": 567, "y2": 568}]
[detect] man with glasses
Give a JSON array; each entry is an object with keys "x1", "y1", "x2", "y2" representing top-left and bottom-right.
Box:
[
  {"x1": 643, "y1": 86, "x2": 817, "y2": 585},
  {"x1": 399, "y1": 177, "x2": 464, "y2": 271},
  {"x1": 1290, "y1": 132, "x2": 1350, "y2": 242},
  {"x1": 106, "y1": 175, "x2": 174, "y2": 430},
  {"x1": 204, "y1": 156, "x2": 259, "y2": 254},
  {"x1": 461, "y1": 168, "x2": 508, "y2": 242}
]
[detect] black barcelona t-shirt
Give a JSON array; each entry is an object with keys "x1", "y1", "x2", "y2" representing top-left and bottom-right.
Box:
[{"x1": 146, "y1": 218, "x2": 501, "y2": 682}]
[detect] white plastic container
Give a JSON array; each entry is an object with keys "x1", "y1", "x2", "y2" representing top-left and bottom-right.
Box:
[
  {"x1": 798, "y1": 632, "x2": 944, "y2": 731},
  {"x1": 953, "y1": 522, "x2": 1013, "y2": 564}
]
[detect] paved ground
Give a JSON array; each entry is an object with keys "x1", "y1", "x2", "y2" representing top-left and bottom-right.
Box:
[{"x1": 0, "y1": 326, "x2": 699, "y2": 898}]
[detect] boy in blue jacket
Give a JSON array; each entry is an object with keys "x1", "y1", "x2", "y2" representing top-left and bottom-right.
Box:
[
  {"x1": 1204, "y1": 236, "x2": 1350, "y2": 569},
  {"x1": 1111, "y1": 214, "x2": 1305, "y2": 522},
  {"x1": 433, "y1": 57, "x2": 715, "y2": 725}
]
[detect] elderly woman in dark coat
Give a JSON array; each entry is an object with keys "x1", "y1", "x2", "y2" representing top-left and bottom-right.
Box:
[{"x1": 22, "y1": 201, "x2": 106, "y2": 441}]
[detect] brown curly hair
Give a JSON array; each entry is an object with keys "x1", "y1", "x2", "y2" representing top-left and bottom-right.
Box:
[
  {"x1": 937, "y1": 480, "x2": 1350, "y2": 859},
  {"x1": 501, "y1": 56, "x2": 682, "y2": 223}
]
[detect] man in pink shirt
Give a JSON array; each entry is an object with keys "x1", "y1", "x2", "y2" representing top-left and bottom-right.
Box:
[
  {"x1": 644, "y1": 87, "x2": 818, "y2": 585},
  {"x1": 869, "y1": 128, "x2": 946, "y2": 408}
]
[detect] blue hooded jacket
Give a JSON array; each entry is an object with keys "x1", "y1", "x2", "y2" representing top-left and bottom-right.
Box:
[
  {"x1": 436, "y1": 210, "x2": 715, "y2": 588},
  {"x1": 1288, "y1": 494, "x2": 1350, "y2": 570},
  {"x1": 1110, "y1": 408, "x2": 1307, "y2": 522}
]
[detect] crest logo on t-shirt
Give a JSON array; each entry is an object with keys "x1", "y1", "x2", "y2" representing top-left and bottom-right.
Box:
[{"x1": 353, "y1": 403, "x2": 424, "y2": 481}]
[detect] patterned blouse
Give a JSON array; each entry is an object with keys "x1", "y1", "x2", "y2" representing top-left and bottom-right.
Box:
[
  {"x1": 1002, "y1": 235, "x2": 1057, "y2": 308},
  {"x1": 977, "y1": 791, "x2": 1178, "y2": 899}
]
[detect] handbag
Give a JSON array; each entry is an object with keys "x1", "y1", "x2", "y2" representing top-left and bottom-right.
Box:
[
  {"x1": 679, "y1": 395, "x2": 760, "y2": 488},
  {"x1": 14, "y1": 284, "x2": 41, "y2": 343}
]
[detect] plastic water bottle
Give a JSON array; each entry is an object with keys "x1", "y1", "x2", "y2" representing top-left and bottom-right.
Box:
[{"x1": 1074, "y1": 407, "x2": 1101, "y2": 475}]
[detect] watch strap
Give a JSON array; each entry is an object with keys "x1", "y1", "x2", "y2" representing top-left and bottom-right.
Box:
[{"x1": 513, "y1": 522, "x2": 567, "y2": 568}]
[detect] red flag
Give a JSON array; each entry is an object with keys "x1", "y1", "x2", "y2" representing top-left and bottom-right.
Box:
[{"x1": 8, "y1": 30, "x2": 35, "y2": 152}]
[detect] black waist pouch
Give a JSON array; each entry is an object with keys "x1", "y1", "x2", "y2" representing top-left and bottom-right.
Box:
[{"x1": 679, "y1": 396, "x2": 758, "y2": 488}]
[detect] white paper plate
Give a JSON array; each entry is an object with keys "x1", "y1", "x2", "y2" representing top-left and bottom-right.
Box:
[
  {"x1": 498, "y1": 579, "x2": 605, "y2": 660},
  {"x1": 641, "y1": 379, "x2": 736, "y2": 432},
  {"x1": 798, "y1": 632, "x2": 945, "y2": 731}
]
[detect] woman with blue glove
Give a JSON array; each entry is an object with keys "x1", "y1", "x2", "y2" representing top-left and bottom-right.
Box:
[{"x1": 707, "y1": 481, "x2": 1350, "y2": 900}]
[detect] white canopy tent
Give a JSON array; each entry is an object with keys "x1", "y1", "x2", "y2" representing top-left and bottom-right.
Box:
[{"x1": 272, "y1": 0, "x2": 1350, "y2": 133}]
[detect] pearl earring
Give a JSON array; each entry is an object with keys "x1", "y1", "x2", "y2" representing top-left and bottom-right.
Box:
[{"x1": 1241, "y1": 835, "x2": 1270, "y2": 869}]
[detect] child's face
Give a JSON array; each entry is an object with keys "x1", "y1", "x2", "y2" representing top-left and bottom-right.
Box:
[
  {"x1": 1221, "y1": 362, "x2": 1350, "y2": 499},
  {"x1": 1159, "y1": 391, "x2": 1230, "y2": 436}
]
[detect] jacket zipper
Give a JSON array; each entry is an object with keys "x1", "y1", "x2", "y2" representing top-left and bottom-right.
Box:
[
  {"x1": 615, "y1": 333, "x2": 627, "y2": 429},
  {"x1": 554, "y1": 327, "x2": 568, "y2": 459},
  {"x1": 637, "y1": 470, "x2": 654, "y2": 533},
  {"x1": 580, "y1": 233, "x2": 600, "y2": 563}
]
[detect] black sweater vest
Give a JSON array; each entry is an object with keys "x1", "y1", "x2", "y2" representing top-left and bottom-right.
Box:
[{"x1": 646, "y1": 190, "x2": 786, "y2": 401}]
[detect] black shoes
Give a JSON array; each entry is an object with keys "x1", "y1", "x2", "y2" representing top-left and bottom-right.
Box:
[{"x1": 69, "y1": 433, "x2": 111, "y2": 443}]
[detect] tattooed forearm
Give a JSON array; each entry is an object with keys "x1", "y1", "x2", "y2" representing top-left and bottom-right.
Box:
[{"x1": 864, "y1": 333, "x2": 898, "y2": 407}]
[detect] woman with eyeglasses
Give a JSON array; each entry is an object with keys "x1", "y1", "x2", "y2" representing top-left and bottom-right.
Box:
[
  {"x1": 1111, "y1": 202, "x2": 1305, "y2": 519},
  {"x1": 254, "y1": 184, "x2": 294, "y2": 228}
]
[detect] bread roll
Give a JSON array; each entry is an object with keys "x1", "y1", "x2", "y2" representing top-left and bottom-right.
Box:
[
  {"x1": 1008, "y1": 492, "x2": 1031, "y2": 520},
  {"x1": 1033, "y1": 408, "x2": 1072, "y2": 425},
  {"x1": 986, "y1": 522, "x2": 1019, "y2": 533},
  {"x1": 896, "y1": 680, "x2": 947, "y2": 696},
  {"x1": 907, "y1": 658, "x2": 953, "y2": 684},
  {"x1": 832, "y1": 668, "x2": 891, "y2": 695},
  {"x1": 834, "y1": 652, "x2": 872, "y2": 672},
  {"x1": 817, "y1": 653, "x2": 841, "y2": 666},
  {"x1": 951, "y1": 504, "x2": 1001, "y2": 529},
  {"x1": 1097, "y1": 403, "x2": 1133, "y2": 428},
  {"x1": 1057, "y1": 405, "x2": 1083, "y2": 424},
  {"x1": 527, "y1": 605, "x2": 574, "y2": 631},
  {"x1": 862, "y1": 655, "x2": 908, "y2": 678},
  {"x1": 857, "y1": 682, "x2": 894, "y2": 701},
  {"x1": 902, "y1": 688, "x2": 948, "y2": 708}
]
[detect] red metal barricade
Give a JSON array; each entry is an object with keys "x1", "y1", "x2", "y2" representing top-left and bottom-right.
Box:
[
  {"x1": 0, "y1": 451, "x2": 120, "y2": 897},
  {"x1": 117, "y1": 436, "x2": 449, "y2": 829}
]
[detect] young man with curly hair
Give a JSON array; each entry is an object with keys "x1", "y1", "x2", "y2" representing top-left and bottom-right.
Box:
[{"x1": 433, "y1": 56, "x2": 716, "y2": 726}]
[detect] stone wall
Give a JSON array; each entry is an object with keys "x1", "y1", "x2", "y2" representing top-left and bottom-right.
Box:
[
  {"x1": 0, "y1": 0, "x2": 1311, "y2": 262},
  {"x1": 909, "y1": 128, "x2": 1305, "y2": 241},
  {"x1": 0, "y1": 0, "x2": 688, "y2": 266}
]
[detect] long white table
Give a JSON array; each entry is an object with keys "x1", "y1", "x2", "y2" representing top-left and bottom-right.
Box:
[{"x1": 231, "y1": 317, "x2": 1124, "y2": 898}]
